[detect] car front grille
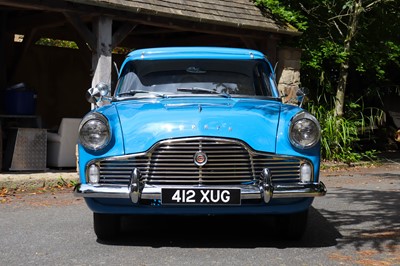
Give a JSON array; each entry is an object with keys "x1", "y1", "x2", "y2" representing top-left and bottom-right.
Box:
[{"x1": 96, "y1": 138, "x2": 302, "y2": 185}]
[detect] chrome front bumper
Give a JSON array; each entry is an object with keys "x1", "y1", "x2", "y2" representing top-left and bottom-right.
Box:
[{"x1": 74, "y1": 168, "x2": 327, "y2": 204}]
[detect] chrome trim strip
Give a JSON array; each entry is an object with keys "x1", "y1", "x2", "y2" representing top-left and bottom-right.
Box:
[{"x1": 74, "y1": 182, "x2": 327, "y2": 201}]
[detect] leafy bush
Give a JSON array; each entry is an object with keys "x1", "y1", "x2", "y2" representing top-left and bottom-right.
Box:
[
  {"x1": 36, "y1": 38, "x2": 78, "y2": 49},
  {"x1": 307, "y1": 97, "x2": 380, "y2": 164}
]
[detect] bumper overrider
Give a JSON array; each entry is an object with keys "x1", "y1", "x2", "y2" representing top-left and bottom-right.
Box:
[{"x1": 74, "y1": 168, "x2": 327, "y2": 204}]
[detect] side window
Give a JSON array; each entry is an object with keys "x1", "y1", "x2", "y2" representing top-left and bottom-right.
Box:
[
  {"x1": 253, "y1": 65, "x2": 264, "y2": 96},
  {"x1": 254, "y1": 63, "x2": 273, "y2": 96},
  {"x1": 261, "y1": 71, "x2": 273, "y2": 96}
]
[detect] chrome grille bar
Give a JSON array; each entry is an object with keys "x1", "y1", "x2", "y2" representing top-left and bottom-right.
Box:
[{"x1": 97, "y1": 138, "x2": 302, "y2": 185}]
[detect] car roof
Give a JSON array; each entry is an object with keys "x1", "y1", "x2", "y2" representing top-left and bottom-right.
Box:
[{"x1": 125, "y1": 47, "x2": 266, "y2": 61}]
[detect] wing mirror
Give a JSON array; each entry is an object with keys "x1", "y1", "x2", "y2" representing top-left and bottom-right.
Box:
[
  {"x1": 296, "y1": 87, "x2": 309, "y2": 108},
  {"x1": 86, "y1": 82, "x2": 112, "y2": 107}
]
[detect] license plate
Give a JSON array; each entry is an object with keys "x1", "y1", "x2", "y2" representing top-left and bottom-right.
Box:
[{"x1": 161, "y1": 188, "x2": 241, "y2": 205}]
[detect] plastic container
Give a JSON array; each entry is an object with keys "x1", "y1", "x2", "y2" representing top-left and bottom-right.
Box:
[{"x1": 4, "y1": 83, "x2": 37, "y2": 115}]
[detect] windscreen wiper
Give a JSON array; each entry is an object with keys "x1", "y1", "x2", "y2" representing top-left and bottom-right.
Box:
[
  {"x1": 177, "y1": 87, "x2": 231, "y2": 98},
  {"x1": 117, "y1": 90, "x2": 167, "y2": 98}
]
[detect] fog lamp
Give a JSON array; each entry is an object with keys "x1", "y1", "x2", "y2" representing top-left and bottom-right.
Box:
[
  {"x1": 300, "y1": 163, "x2": 312, "y2": 183},
  {"x1": 88, "y1": 164, "x2": 100, "y2": 184}
]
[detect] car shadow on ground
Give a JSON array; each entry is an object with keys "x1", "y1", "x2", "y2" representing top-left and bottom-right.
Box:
[
  {"x1": 97, "y1": 206, "x2": 341, "y2": 248},
  {"x1": 97, "y1": 184, "x2": 400, "y2": 250}
]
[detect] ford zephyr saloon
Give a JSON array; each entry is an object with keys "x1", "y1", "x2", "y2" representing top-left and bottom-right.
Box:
[{"x1": 75, "y1": 47, "x2": 326, "y2": 240}]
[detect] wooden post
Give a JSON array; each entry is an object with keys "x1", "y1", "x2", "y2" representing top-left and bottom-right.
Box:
[
  {"x1": 91, "y1": 16, "x2": 112, "y2": 89},
  {"x1": 65, "y1": 15, "x2": 136, "y2": 109}
]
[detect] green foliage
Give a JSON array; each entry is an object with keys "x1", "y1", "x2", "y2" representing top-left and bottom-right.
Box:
[
  {"x1": 36, "y1": 38, "x2": 78, "y2": 49},
  {"x1": 307, "y1": 95, "x2": 380, "y2": 164},
  {"x1": 308, "y1": 102, "x2": 359, "y2": 163},
  {"x1": 112, "y1": 47, "x2": 132, "y2": 55},
  {"x1": 386, "y1": 41, "x2": 400, "y2": 66},
  {"x1": 57, "y1": 177, "x2": 78, "y2": 188},
  {"x1": 36, "y1": 38, "x2": 132, "y2": 54},
  {"x1": 256, "y1": 0, "x2": 400, "y2": 103},
  {"x1": 304, "y1": 41, "x2": 349, "y2": 70},
  {"x1": 254, "y1": 0, "x2": 308, "y2": 30},
  {"x1": 256, "y1": 0, "x2": 398, "y2": 162}
]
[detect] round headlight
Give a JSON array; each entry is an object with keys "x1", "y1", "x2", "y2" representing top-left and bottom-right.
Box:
[
  {"x1": 289, "y1": 112, "x2": 321, "y2": 149},
  {"x1": 79, "y1": 113, "x2": 111, "y2": 150}
]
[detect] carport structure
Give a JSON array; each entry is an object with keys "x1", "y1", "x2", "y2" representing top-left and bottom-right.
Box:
[
  {"x1": 0, "y1": 0, "x2": 301, "y2": 126},
  {"x1": 0, "y1": 0, "x2": 305, "y2": 171}
]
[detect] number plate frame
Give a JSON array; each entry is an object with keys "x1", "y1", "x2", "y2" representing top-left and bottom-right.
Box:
[{"x1": 161, "y1": 188, "x2": 241, "y2": 205}]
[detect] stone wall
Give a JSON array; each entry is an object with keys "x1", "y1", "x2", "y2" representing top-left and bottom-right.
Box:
[{"x1": 276, "y1": 47, "x2": 302, "y2": 104}]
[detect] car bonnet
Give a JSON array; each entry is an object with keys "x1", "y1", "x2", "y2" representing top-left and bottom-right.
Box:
[{"x1": 115, "y1": 98, "x2": 281, "y2": 154}]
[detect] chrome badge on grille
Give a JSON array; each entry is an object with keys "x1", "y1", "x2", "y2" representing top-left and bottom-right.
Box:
[{"x1": 194, "y1": 151, "x2": 207, "y2": 166}]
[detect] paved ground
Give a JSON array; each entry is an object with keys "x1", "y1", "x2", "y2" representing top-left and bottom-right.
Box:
[{"x1": 0, "y1": 152, "x2": 399, "y2": 265}]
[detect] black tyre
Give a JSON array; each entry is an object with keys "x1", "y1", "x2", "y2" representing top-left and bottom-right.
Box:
[
  {"x1": 275, "y1": 209, "x2": 309, "y2": 240},
  {"x1": 93, "y1": 213, "x2": 121, "y2": 240}
]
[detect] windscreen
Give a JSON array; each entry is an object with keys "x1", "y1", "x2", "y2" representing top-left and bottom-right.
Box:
[{"x1": 115, "y1": 59, "x2": 276, "y2": 97}]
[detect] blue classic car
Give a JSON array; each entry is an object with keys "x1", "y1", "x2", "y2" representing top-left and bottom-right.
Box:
[{"x1": 75, "y1": 47, "x2": 326, "y2": 240}]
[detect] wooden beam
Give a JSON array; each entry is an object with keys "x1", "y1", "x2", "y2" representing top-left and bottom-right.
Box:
[
  {"x1": 240, "y1": 37, "x2": 260, "y2": 50},
  {"x1": 112, "y1": 23, "x2": 137, "y2": 48},
  {"x1": 9, "y1": 12, "x2": 64, "y2": 32},
  {"x1": 128, "y1": 15, "x2": 279, "y2": 39},
  {"x1": 9, "y1": 28, "x2": 39, "y2": 82},
  {"x1": 67, "y1": 25, "x2": 91, "y2": 71},
  {"x1": 265, "y1": 36, "x2": 280, "y2": 65},
  {"x1": 120, "y1": 32, "x2": 242, "y2": 49},
  {"x1": 64, "y1": 12, "x2": 96, "y2": 51}
]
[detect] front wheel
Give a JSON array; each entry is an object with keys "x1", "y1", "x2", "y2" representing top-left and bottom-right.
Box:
[
  {"x1": 93, "y1": 213, "x2": 121, "y2": 241},
  {"x1": 275, "y1": 209, "x2": 309, "y2": 240}
]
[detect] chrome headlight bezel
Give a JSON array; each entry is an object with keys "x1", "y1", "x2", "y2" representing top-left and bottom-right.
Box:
[
  {"x1": 79, "y1": 113, "x2": 111, "y2": 151},
  {"x1": 289, "y1": 112, "x2": 321, "y2": 149}
]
